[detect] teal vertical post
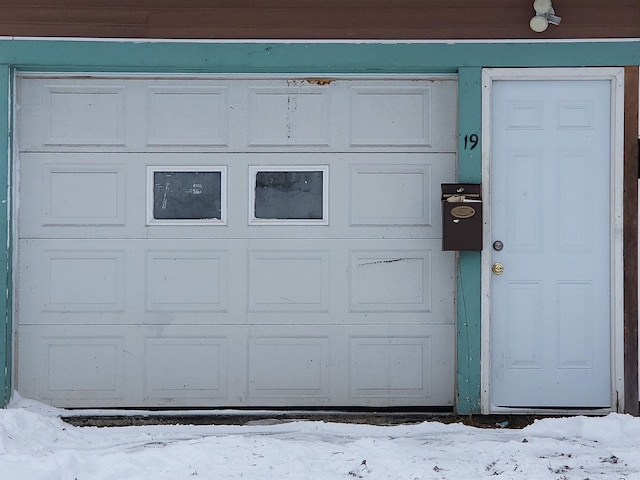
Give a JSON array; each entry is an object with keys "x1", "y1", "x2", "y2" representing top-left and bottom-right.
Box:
[
  {"x1": 456, "y1": 67, "x2": 483, "y2": 414},
  {"x1": 0, "y1": 65, "x2": 9, "y2": 407}
]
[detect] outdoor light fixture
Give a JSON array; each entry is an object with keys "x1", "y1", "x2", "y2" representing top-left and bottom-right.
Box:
[{"x1": 530, "y1": 0, "x2": 562, "y2": 32}]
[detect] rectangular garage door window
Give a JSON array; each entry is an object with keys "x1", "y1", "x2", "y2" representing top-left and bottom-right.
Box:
[
  {"x1": 147, "y1": 166, "x2": 227, "y2": 225},
  {"x1": 249, "y1": 166, "x2": 328, "y2": 225}
]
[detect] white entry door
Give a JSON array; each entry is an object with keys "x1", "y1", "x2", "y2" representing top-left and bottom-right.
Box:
[{"x1": 486, "y1": 72, "x2": 621, "y2": 409}]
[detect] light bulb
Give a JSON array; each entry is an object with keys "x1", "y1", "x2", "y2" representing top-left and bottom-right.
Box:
[
  {"x1": 530, "y1": 15, "x2": 549, "y2": 32},
  {"x1": 533, "y1": 0, "x2": 552, "y2": 15}
]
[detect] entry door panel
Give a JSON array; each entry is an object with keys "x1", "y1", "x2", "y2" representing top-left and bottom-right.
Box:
[{"x1": 490, "y1": 80, "x2": 611, "y2": 408}]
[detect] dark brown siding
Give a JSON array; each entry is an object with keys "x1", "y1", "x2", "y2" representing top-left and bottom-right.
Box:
[
  {"x1": 0, "y1": 0, "x2": 637, "y2": 40},
  {"x1": 624, "y1": 66, "x2": 639, "y2": 416}
]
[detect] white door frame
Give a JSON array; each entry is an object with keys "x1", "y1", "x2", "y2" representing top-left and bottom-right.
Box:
[{"x1": 480, "y1": 67, "x2": 625, "y2": 414}]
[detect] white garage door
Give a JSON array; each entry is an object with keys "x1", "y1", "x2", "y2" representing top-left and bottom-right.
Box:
[{"x1": 15, "y1": 75, "x2": 457, "y2": 408}]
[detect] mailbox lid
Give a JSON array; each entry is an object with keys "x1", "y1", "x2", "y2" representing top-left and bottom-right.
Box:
[{"x1": 441, "y1": 183, "x2": 481, "y2": 199}]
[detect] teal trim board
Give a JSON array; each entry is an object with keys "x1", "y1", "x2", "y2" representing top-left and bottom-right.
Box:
[
  {"x1": 0, "y1": 40, "x2": 637, "y2": 73},
  {"x1": 0, "y1": 39, "x2": 639, "y2": 409},
  {"x1": 0, "y1": 65, "x2": 9, "y2": 408},
  {"x1": 456, "y1": 67, "x2": 483, "y2": 415}
]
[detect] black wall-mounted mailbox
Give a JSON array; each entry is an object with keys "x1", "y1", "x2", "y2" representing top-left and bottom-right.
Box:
[{"x1": 441, "y1": 183, "x2": 483, "y2": 251}]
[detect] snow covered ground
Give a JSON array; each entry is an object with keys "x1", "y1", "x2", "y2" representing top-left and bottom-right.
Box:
[{"x1": 1, "y1": 397, "x2": 640, "y2": 480}]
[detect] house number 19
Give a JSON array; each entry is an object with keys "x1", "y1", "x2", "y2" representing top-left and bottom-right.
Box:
[{"x1": 463, "y1": 133, "x2": 478, "y2": 150}]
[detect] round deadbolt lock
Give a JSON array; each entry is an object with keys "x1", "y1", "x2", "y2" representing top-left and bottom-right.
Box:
[{"x1": 492, "y1": 263, "x2": 505, "y2": 275}]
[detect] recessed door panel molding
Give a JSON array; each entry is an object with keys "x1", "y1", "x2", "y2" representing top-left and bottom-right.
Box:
[
  {"x1": 505, "y1": 150, "x2": 544, "y2": 253},
  {"x1": 40, "y1": 249, "x2": 125, "y2": 312},
  {"x1": 146, "y1": 250, "x2": 229, "y2": 312},
  {"x1": 506, "y1": 101, "x2": 544, "y2": 129},
  {"x1": 502, "y1": 281, "x2": 543, "y2": 369},
  {"x1": 146, "y1": 86, "x2": 229, "y2": 146},
  {"x1": 350, "y1": 164, "x2": 432, "y2": 226},
  {"x1": 145, "y1": 337, "x2": 229, "y2": 399},
  {"x1": 557, "y1": 101, "x2": 594, "y2": 129},
  {"x1": 43, "y1": 85, "x2": 127, "y2": 147},
  {"x1": 557, "y1": 151, "x2": 593, "y2": 252},
  {"x1": 349, "y1": 249, "x2": 431, "y2": 313},
  {"x1": 248, "y1": 249, "x2": 330, "y2": 312},
  {"x1": 248, "y1": 336, "x2": 330, "y2": 399},
  {"x1": 556, "y1": 282, "x2": 595, "y2": 369},
  {"x1": 17, "y1": 327, "x2": 127, "y2": 403},
  {"x1": 346, "y1": 327, "x2": 455, "y2": 405},
  {"x1": 350, "y1": 86, "x2": 432, "y2": 146},
  {"x1": 248, "y1": 87, "x2": 330, "y2": 146},
  {"x1": 41, "y1": 163, "x2": 127, "y2": 226}
]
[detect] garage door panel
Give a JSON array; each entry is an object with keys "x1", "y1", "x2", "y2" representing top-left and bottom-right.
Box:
[
  {"x1": 16, "y1": 244, "x2": 127, "y2": 315},
  {"x1": 248, "y1": 249, "x2": 330, "y2": 313},
  {"x1": 144, "y1": 336, "x2": 229, "y2": 400},
  {"x1": 18, "y1": 77, "x2": 456, "y2": 153},
  {"x1": 347, "y1": 80, "x2": 456, "y2": 152},
  {"x1": 248, "y1": 87, "x2": 330, "y2": 146},
  {"x1": 17, "y1": 324, "x2": 455, "y2": 407},
  {"x1": 248, "y1": 335, "x2": 330, "y2": 400},
  {"x1": 16, "y1": 75, "x2": 457, "y2": 408},
  {"x1": 347, "y1": 240, "x2": 455, "y2": 320},
  {"x1": 146, "y1": 86, "x2": 229, "y2": 147},
  {"x1": 43, "y1": 251, "x2": 125, "y2": 312},
  {"x1": 347, "y1": 155, "x2": 454, "y2": 232},
  {"x1": 17, "y1": 326, "x2": 128, "y2": 403},
  {"x1": 350, "y1": 249, "x2": 432, "y2": 312},
  {"x1": 43, "y1": 164, "x2": 127, "y2": 226},
  {"x1": 347, "y1": 325, "x2": 455, "y2": 405},
  {"x1": 350, "y1": 164, "x2": 431, "y2": 226},
  {"x1": 350, "y1": 86, "x2": 432, "y2": 147},
  {"x1": 20, "y1": 157, "x2": 130, "y2": 235},
  {"x1": 18, "y1": 82, "x2": 128, "y2": 151},
  {"x1": 146, "y1": 250, "x2": 229, "y2": 313},
  {"x1": 44, "y1": 85, "x2": 127, "y2": 148},
  {"x1": 20, "y1": 152, "x2": 454, "y2": 240},
  {"x1": 19, "y1": 239, "x2": 241, "y2": 325}
]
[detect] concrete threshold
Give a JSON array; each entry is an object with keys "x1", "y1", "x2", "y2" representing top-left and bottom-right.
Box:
[{"x1": 61, "y1": 409, "x2": 549, "y2": 429}]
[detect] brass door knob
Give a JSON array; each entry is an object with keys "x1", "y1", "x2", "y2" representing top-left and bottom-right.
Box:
[{"x1": 492, "y1": 263, "x2": 504, "y2": 275}]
